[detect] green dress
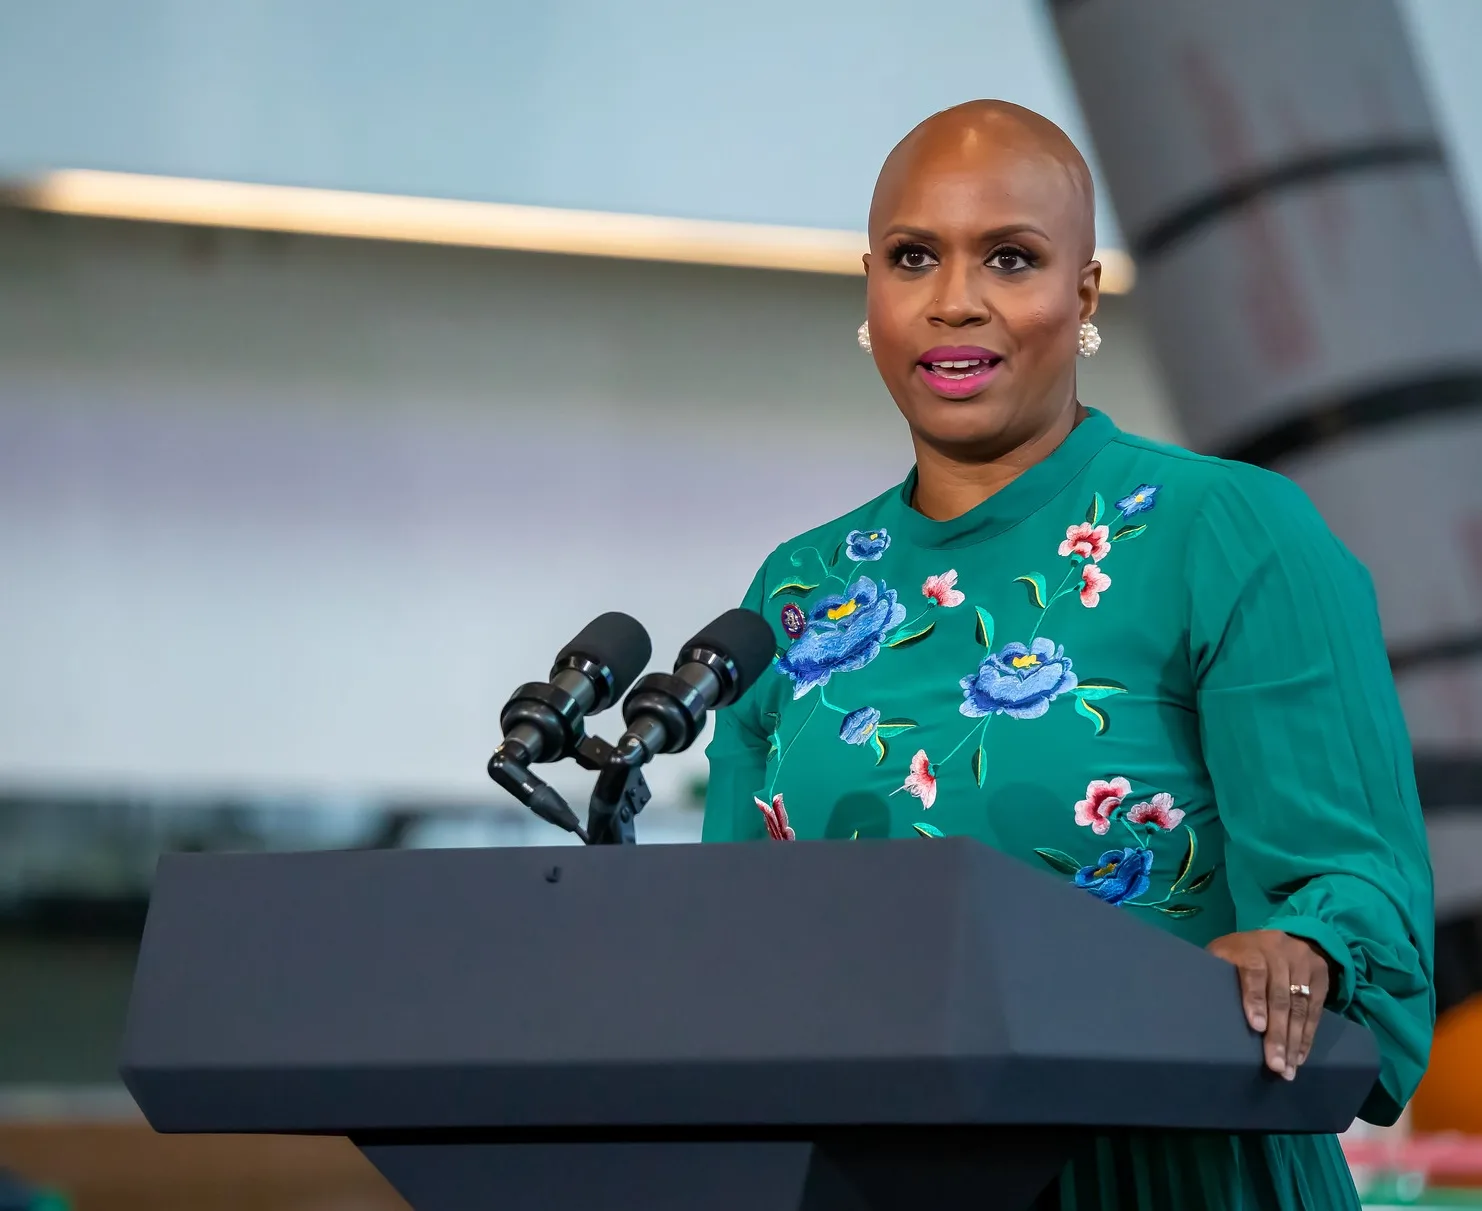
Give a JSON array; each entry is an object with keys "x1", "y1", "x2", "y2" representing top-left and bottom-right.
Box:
[{"x1": 702, "y1": 409, "x2": 1434, "y2": 1211}]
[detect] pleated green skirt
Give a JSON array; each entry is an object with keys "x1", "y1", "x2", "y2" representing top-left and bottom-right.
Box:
[{"x1": 1035, "y1": 1131, "x2": 1360, "y2": 1210}]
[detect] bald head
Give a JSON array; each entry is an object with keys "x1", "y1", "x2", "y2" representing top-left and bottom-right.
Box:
[{"x1": 870, "y1": 100, "x2": 1096, "y2": 262}]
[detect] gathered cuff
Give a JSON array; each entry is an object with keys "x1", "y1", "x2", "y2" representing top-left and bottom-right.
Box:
[{"x1": 1265, "y1": 912, "x2": 1357, "y2": 1011}]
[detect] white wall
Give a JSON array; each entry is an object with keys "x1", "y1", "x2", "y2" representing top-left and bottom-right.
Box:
[{"x1": 0, "y1": 214, "x2": 1176, "y2": 811}]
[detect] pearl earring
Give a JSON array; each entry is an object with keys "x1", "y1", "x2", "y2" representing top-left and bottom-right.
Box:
[
  {"x1": 1077, "y1": 321, "x2": 1101, "y2": 358},
  {"x1": 857, "y1": 320, "x2": 872, "y2": 352}
]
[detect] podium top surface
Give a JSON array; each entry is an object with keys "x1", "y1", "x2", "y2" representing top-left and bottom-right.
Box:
[{"x1": 121, "y1": 838, "x2": 1377, "y2": 1135}]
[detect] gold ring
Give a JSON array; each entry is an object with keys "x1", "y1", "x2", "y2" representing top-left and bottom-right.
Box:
[{"x1": 1290, "y1": 983, "x2": 1311, "y2": 998}]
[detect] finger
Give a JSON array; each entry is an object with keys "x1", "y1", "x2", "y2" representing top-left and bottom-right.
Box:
[
  {"x1": 1263, "y1": 955, "x2": 1292, "y2": 1077},
  {"x1": 1297, "y1": 965, "x2": 1329, "y2": 1067},
  {"x1": 1237, "y1": 955, "x2": 1269, "y2": 1034},
  {"x1": 1283, "y1": 974, "x2": 1310, "y2": 1081}
]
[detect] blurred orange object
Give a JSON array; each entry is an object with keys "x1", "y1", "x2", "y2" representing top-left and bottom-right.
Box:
[
  {"x1": 0, "y1": 1123, "x2": 408, "y2": 1211},
  {"x1": 1412, "y1": 992, "x2": 1482, "y2": 1136}
]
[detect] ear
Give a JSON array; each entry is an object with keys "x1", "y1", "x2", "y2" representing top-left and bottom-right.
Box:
[
  {"x1": 861, "y1": 251, "x2": 872, "y2": 277},
  {"x1": 1079, "y1": 260, "x2": 1102, "y2": 323}
]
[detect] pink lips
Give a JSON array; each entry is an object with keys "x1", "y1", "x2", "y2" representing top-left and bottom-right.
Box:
[{"x1": 916, "y1": 345, "x2": 1004, "y2": 399}]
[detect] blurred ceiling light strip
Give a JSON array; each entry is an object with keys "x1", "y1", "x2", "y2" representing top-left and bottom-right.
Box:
[{"x1": 11, "y1": 168, "x2": 1135, "y2": 292}]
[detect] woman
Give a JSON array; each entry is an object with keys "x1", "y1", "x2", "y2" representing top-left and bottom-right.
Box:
[{"x1": 702, "y1": 100, "x2": 1433, "y2": 1210}]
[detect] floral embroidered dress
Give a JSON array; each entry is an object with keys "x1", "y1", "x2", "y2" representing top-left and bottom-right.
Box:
[{"x1": 702, "y1": 409, "x2": 1433, "y2": 1211}]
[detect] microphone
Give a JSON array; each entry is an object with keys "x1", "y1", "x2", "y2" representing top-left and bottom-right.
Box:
[
  {"x1": 494, "y1": 611, "x2": 653, "y2": 766},
  {"x1": 488, "y1": 611, "x2": 652, "y2": 839},
  {"x1": 616, "y1": 608, "x2": 776, "y2": 761},
  {"x1": 582, "y1": 607, "x2": 772, "y2": 845}
]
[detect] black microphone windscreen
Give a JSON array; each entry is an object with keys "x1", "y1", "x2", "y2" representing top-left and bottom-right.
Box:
[
  {"x1": 556, "y1": 612, "x2": 653, "y2": 699},
  {"x1": 683, "y1": 608, "x2": 776, "y2": 697}
]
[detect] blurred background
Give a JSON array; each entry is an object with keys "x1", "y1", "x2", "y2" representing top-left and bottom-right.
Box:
[{"x1": 2, "y1": 1, "x2": 1481, "y2": 1207}]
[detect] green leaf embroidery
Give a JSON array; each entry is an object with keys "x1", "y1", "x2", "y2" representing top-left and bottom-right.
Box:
[
  {"x1": 1086, "y1": 492, "x2": 1105, "y2": 526},
  {"x1": 850, "y1": 830, "x2": 860, "y2": 840},
  {"x1": 766, "y1": 741, "x2": 779, "y2": 762},
  {"x1": 1074, "y1": 696, "x2": 1109, "y2": 735},
  {"x1": 1112, "y1": 524, "x2": 1147, "y2": 542},
  {"x1": 828, "y1": 540, "x2": 846, "y2": 567},
  {"x1": 871, "y1": 732, "x2": 888, "y2": 766},
  {"x1": 913, "y1": 822, "x2": 945, "y2": 838},
  {"x1": 1172, "y1": 828, "x2": 1198, "y2": 890},
  {"x1": 885, "y1": 620, "x2": 935, "y2": 648},
  {"x1": 1184, "y1": 869, "x2": 1217, "y2": 895},
  {"x1": 1156, "y1": 903, "x2": 1204, "y2": 918},
  {"x1": 973, "y1": 606, "x2": 995, "y2": 650},
  {"x1": 1014, "y1": 573, "x2": 1048, "y2": 609},
  {"x1": 1072, "y1": 679, "x2": 1128, "y2": 701},
  {"x1": 1034, "y1": 848, "x2": 1083, "y2": 876},
  {"x1": 769, "y1": 580, "x2": 819, "y2": 598},
  {"x1": 971, "y1": 744, "x2": 987, "y2": 788},
  {"x1": 875, "y1": 719, "x2": 917, "y2": 738}
]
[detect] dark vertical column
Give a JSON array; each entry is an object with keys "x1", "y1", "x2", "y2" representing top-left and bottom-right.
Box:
[{"x1": 1049, "y1": 0, "x2": 1482, "y2": 818}]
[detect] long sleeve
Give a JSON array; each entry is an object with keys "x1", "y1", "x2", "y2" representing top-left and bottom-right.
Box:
[
  {"x1": 1188, "y1": 468, "x2": 1435, "y2": 1125},
  {"x1": 701, "y1": 561, "x2": 775, "y2": 842}
]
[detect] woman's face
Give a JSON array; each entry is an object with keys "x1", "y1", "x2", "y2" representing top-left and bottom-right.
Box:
[{"x1": 865, "y1": 124, "x2": 1100, "y2": 459}]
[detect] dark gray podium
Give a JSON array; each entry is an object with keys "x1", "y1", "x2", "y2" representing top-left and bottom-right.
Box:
[{"x1": 119, "y1": 838, "x2": 1378, "y2": 1210}]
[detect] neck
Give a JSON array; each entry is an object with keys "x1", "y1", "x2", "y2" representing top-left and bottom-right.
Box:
[{"x1": 910, "y1": 402, "x2": 1086, "y2": 522}]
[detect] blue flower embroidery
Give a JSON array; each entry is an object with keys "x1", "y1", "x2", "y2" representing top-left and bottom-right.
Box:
[
  {"x1": 1075, "y1": 847, "x2": 1154, "y2": 905},
  {"x1": 846, "y1": 528, "x2": 891, "y2": 561},
  {"x1": 959, "y1": 638, "x2": 1077, "y2": 720},
  {"x1": 775, "y1": 576, "x2": 906, "y2": 698},
  {"x1": 1115, "y1": 484, "x2": 1160, "y2": 516},
  {"x1": 839, "y1": 706, "x2": 881, "y2": 744}
]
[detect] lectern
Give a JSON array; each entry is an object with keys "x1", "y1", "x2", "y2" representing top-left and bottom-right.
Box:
[{"x1": 120, "y1": 838, "x2": 1378, "y2": 1210}]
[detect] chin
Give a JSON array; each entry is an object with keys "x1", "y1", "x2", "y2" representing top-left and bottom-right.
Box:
[{"x1": 904, "y1": 392, "x2": 1022, "y2": 451}]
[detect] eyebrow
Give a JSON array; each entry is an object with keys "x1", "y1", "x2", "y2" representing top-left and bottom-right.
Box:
[{"x1": 882, "y1": 223, "x2": 1051, "y2": 243}]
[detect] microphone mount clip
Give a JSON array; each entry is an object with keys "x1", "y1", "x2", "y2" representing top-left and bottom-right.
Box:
[{"x1": 575, "y1": 734, "x2": 651, "y2": 846}]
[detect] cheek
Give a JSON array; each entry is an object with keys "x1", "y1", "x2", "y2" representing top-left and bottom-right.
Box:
[
  {"x1": 866, "y1": 286, "x2": 915, "y2": 346},
  {"x1": 865, "y1": 293, "x2": 923, "y2": 384},
  {"x1": 1003, "y1": 298, "x2": 1079, "y2": 364}
]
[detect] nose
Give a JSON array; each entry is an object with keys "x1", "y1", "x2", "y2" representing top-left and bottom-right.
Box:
[{"x1": 928, "y1": 256, "x2": 990, "y2": 328}]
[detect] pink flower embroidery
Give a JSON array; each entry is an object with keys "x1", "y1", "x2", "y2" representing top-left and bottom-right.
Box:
[
  {"x1": 922, "y1": 569, "x2": 966, "y2": 608},
  {"x1": 1079, "y1": 563, "x2": 1111, "y2": 608},
  {"x1": 1074, "y1": 777, "x2": 1131, "y2": 835},
  {"x1": 754, "y1": 794, "x2": 795, "y2": 840},
  {"x1": 902, "y1": 750, "x2": 938, "y2": 810},
  {"x1": 1126, "y1": 792, "x2": 1185, "y2": 831},
  {"x1": 1058, "y1": 522, "x2": 1111, "y2": 562}
]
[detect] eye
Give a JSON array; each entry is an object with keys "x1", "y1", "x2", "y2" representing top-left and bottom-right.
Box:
[
  {"x1": 988, "y1": 246, "x2": 1036, "y2": 273},
  {"x1": 888, "y1": 242, "x2": 938, "y2": 271}
]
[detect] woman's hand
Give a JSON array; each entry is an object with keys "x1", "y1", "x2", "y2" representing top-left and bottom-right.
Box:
[{"x1": 1206, "y1": 930, "x2": 1333, "y2": 1080}]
